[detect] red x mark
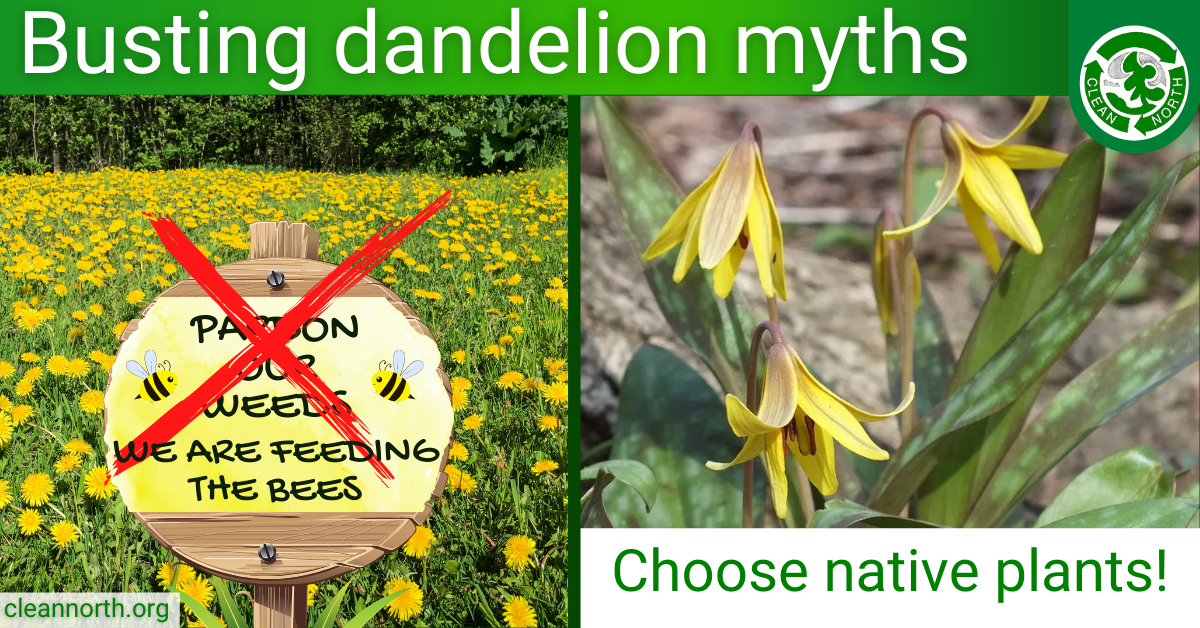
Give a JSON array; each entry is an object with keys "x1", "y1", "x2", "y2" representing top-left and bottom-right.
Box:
[{"x1": 111, "y1": 191, "x2": 455, "y2": 487}]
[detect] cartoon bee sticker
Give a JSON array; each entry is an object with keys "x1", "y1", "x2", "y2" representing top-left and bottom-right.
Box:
[
  {"x1": 126, "y1": 349, "x2": 178, "y2": 401},
  {"x1": 372, "y1": 350, "x2": 424, "y2": 402}
]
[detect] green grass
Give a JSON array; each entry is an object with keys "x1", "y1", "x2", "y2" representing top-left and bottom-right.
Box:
[{"x1": 0, "y1": 165, "x2": 570, "y2": 626}]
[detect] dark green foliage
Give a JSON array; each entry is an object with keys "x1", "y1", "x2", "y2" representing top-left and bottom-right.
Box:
[{"x1": 0, "y1": 95, "x2": 567, "y2": 175}]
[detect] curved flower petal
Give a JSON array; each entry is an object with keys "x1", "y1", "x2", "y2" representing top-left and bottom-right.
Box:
[
  {"x1": 757, "y1": 343, "x2": 799, "y2": 428},
  {"x1": 788, "y1": 423, "x2": 838, "y2": 495},
  {"x1": 712, "y1": 229, "x2": 748, "y2": 298},
  {"x1": 763, "y1": 429, "x2": 789, "y2": 519},
  {"x1": 644, "y1": 153, "x2": 725, "y2": 261},
  {"x1": 724, "y1": 394, "x2": 776, "y2": 437},
  {"x1": 706, "y1": 433, "x2": 768, "y2": 470},
  {"x1": 957, "y1": 96, "x2": 1049, "y2": 149},
  {"x1": 765, "y1": 165, "x2": 788, "y2": 301},
  {"x1": 961, "y1": 148, "x2": 1043, "y2": 255},
  {"x1": 744, "y1": 150, "x2": 785, "y2": 300},
  {"x1": 989, "y1": 144, "x2": 1068, "y2": 170},
  {"x1": 697, "y1": 139, "x2": 755, "y2": 269},
  {"x1": 672, "y1": 196, "x2": 704, "y2": 283},
  {"x1": 884, "y1": 124, "x2": 965, "y2": 240},
  {"x1": 790, "y1": 346, "x2": 914, "y2": 424},
  {"x1": 958, "y1": 184, "x2": 1004, "y2": 272}
]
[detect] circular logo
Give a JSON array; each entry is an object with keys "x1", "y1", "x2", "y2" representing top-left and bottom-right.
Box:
[{"x1": 1079, "y1": 26, "x2": 1188, "y2": 143}]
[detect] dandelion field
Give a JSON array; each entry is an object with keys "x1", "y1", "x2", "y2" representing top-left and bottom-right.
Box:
[{"x1": 0, "y1": 164, "x2": 570, "y2": 627}]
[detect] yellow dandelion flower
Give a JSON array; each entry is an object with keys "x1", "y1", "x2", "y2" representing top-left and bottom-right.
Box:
[
  {"x1": 54, "y1": 284, "x2": 69, "y2": 296},
  {"x1": 511, "y1": 325, "x2": 524, "y2": 335},
  {"x1": 503, "y1": 596, "x2": 538, "y2": 628},
  {"x1": 37, "y1": 308, "x2": 56, "y2": 322},
  {"x1": 11, "y1": 405, "x2": 33, "y2": 426},
  {"x1": 55, "y1": 453, "x2": 82, "y2": 474},
  {"x1": 20, "y1": 352, "x2": 40, "y2": 363},
  {"x1": 14, "y1": 379, "x2": 34, "y2": 397},
  {"x1": 499, "y1": 334, "x2": 515, "y2": 346},
  {"x1": 531, "y1": 460, "x2": 559, "y2": 476},
  {"x1": 507, "y1": 274, "x2": 522, "y2": 286},
  {"x1": 503, "y1": 535, "x2": 537, "y2": 572},
  {"x1": 451, "y1": 350, "x2": 466, "y2": 364},
  {"x1": 403, "y1": 525, "x2": 437, "y2": 558},
  {"x1": 89, "y1": 350, "x2": 109, "y2": 364},
  {"x1": 448, "y1": 441, "x2": 468, "y2": 461},
  {"x1": 0, "y1": 412, "x2": 11, "y2": 448},
  {"x1": 451, "y1": 389, "x2": 468, "y2": 412},
  {"x1": 67, "y1": 328, "x2": 84, "y2": 341},
  {"x1": 16, "y1": 309, "x2": 42, "y2": 332},
  {"x1": 484, "y1": 344, "x2": 506, "y2": 359},
  {"x1": 0, "y1": 362, "x2": 14, "y2": 379},
  {"x1": 497, "y1": 371, "x2": 523, "y2": 389},
  {"x1": 66, "y1": 359, "x2": 90, "y2": 378},
  {"x1": 23, "y1": 366, "x2": 43, "y2": 382},
  {"x1": 543, "y1": 358, "x2": 566, "y2": 374},
  {"x1": 451, "y1": 377, "x2": 472, "y2": 392},
  {"x1": 508, "y1": 295, "x2": 524, "y2": 305},
  {"x1": 307, "y1": 584, "x2": 317, "y2": 606},
  {"x1": 47, "y1": 355, "x2": 70, "y2": 375},
  {"x1": 84, "y1": 467, "x2": 118, "y2": 499},
  {"x1": 384, "y1": 578, "x2": 423, "y2": 621},
  {"x1": 18, "y1": 508, "x2": 42, "y2": 536},
  {"x1": 555, "y1": 371, "x2": 569, "y2": 383},
  {"x1": 463, "y1": 414, "x2": 483, "y2": 430},
  {"x1": 65, "y1": 438, "x2": 94, "y2": 456},
  {"x1": 50, "y1": 521, "x2": 80, "y2": 548},
  {"x1": 0, "y1": 395, "x2": 10, "y2": 412},
  {"x1": 539, "y1": 382, "x2": 568, "y2": 407},
  {"x1": 113, "y1": 321, "x2": 128, "y2": 337},
  {"x1": 21, "y1": 472, "x2": 54, "y2": 507},
  {"x1": 178, "y1": 576, "x2": 214, "y2": 607},
  {"x1": 80, "y1": 390, "x2": 105, "y2": 414},
  {"x1": 156, "y1": 562, "x2": 196, "y2": 588},
  {"x1": 0, "y1": 479, "x2": 10, "y2": 509},
  {"x1": 71, "y1": 310, "x2": 88, "y2": 321},
  {"x1": 126, "y1": 289, "x2": 145, "y2": 305},
  {"x1": 538, "y1": 416, "x2": 560, "y2": 431},
  {"x1": 89, "y1": 304, "x2": 104, "y2": 316}
]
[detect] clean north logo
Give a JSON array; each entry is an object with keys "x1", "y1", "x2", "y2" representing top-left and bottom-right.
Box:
[{"x1": 1080, "y1": 26, "x2": 1188, "y2": 141}]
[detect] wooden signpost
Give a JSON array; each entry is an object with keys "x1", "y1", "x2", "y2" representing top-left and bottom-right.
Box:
[{"x1": 103, "y1": 220, "x2": 453, "y2": 627}]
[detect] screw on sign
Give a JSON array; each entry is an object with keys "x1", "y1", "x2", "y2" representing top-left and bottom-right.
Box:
[{"x1": 102, "y1": 195, "x2": 455, "y2": 628}]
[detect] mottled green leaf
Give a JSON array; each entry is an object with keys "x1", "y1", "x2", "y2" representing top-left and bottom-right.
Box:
[
  {"x1": 581, "y1": 459, "x2": 658, "y2": 513},
  {"x1": 594, "y1": 96, "x2": 758, "y2": 394},
  {"x1": 869, "y1": 152, "x2": 1199, "y2": 515},
  {"x1": 605, "y1": 345, "x2": 763, "y2": 527},
  {"x1": 968, "y1": 303, "x2": 1199, "y2": 527},
  {"x1": 1035, "y1": 447, "x2": 1174, "y2": 527},
  {"x1": 809, "y1": 499, "x2": 942, "y2": 528},
  {"x1": 919, "y1": 140, "x2": 1105, "y2": 526},
  {"x1": 1038, "y1": 498, "x2": 1199, "y2": 528}
]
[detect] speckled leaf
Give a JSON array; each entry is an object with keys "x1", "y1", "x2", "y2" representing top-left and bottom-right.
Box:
[
  {"x1": 968, "y1": 303, "x2": 1199, "y2": 527},
  {"x1": 868, "y1": 152, "x2": 1199, "y2": 515},
  {"x1": 1038, "y1": 498, "x2": 1199, "y2": 528},
  {"x1": 809, "y1": 499, "x2": 942, "y2": 528},
  {"x1": 1034, "y1": 447, "x2": 1174, "y2": 527},
  {"x1": 594, "y1": 96, "x2": 757, "y2": 395},
  {"x1": 919, "y1": 140, "x2": 1104, "y2": 526},
  {"x1": 605, "y1": 345, "x2": 764, "y2": 527},
  {"x1": 581, "y1": 459, "x2": 659, "y2": 513}
]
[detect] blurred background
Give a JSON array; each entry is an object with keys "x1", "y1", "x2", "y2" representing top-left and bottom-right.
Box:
[{"x1": 580, "y1": 95, "x2": 1199, "y2": 509}]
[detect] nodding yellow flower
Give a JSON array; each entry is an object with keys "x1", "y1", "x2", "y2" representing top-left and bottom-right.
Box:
[
  {"x1": 707, "y1": 341, "x2": 913, "y2": 518},
  {"x1": 885, "y1": 97, "x2": 1066, "y2": 271},
  {"x1": 643, "y1": 121, "x2": 787, "y2": 300},
  {"x1": 872, "y1": 208, "x2": 921, "y2": 336}
]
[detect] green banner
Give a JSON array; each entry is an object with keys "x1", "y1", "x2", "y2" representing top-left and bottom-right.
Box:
[{"x1": 1, "y1": 0, "x2": 1070, "y2": 94}]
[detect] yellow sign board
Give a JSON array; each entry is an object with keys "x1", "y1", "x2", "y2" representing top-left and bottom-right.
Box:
[{"x1": 104, "y1": 296, "x2": 453, "y2": 513}]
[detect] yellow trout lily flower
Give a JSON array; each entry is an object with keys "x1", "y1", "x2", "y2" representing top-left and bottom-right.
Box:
[
  {"x1": 884, "y1": 96, "x2": 1067, "y2": 271},
  {"x1": 872, "y1": 208, "x2": 921, "y2": 336},
  {"x1": 642, "y1": 122, "x2": 787, "y2": 300},
  {"x1": 706, "y1": 342, "x2": 914, "y2": 518}
]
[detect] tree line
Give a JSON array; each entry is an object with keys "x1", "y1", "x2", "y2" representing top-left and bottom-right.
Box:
[{"x1": 0, "y1": 95, "x2": 567, "y2": 175}]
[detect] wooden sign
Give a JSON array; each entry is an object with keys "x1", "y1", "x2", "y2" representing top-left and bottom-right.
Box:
[{"x1": 103, "y1": 221, "x2": 452, "y2": 627}]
